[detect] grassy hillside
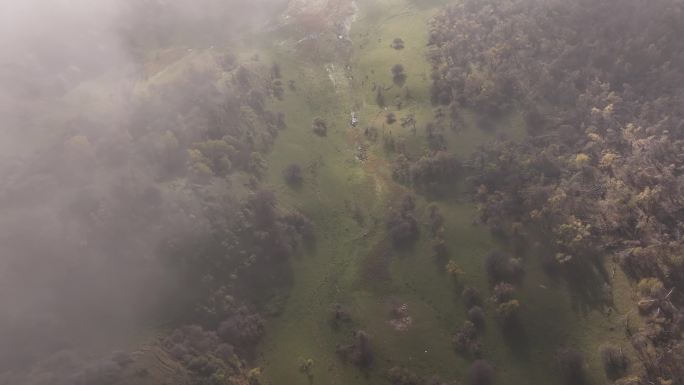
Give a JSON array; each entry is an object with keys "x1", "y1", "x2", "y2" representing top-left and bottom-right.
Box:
[{"x1": 243, "y1": 1, "x2": 638, "y2": 385}]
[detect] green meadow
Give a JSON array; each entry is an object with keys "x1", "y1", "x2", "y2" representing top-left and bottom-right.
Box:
[{"x1": 240, "y1": 1, "x2": 639, "y2": 384}]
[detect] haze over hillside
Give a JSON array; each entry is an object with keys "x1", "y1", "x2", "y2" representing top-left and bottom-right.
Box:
[{"x1": 1, "y1": 1, "x2": 683, "y2": 385}]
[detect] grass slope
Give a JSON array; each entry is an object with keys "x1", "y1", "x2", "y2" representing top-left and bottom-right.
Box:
[{"x1": 250, "y1": 1, "x2": 637, "y2": 385}]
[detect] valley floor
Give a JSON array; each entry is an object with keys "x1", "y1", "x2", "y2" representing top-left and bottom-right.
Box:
[{"x1": 247, "y1": 1, "x2": 638, "y2": 384}]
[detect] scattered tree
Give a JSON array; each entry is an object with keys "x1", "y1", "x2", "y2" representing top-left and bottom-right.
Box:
[
  {"x1": 391, "y1": 37, "x2": 405, "y2": 50},
  {"x1": 386, "y1": 112, "x2": 397, "y2": 125},
  {"x1": 376, "y1": 88, "x2": 387, "y2": 108},
  {"x1": 283, "y1": 163, "x2": 303, "y2": 187},
  {"x1": 391, "y1": 64, "x2": 407, "y2": 87},
  {"x1": 312, "y1": 117, "x2": 328, "y2": 136}
]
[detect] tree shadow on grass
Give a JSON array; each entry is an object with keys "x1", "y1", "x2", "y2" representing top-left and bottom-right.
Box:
[
  {"x1": 563, "y1": 258, "x2": 612, "y2": 316},
  {"x1": 500, "y1": 316, "x2": 531, "y2": 359}
]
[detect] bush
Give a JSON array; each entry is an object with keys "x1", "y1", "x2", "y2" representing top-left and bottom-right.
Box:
[
  {"x1": 283, "y1": 163, "x2": 303, "y2": 187},
  {"x1": 636, "y1": 277, "x2": 665, "y2": 299},
  {"x1": 495, "y1": 299, "x2": 520, "y2": 321},
  {"x1": 490, "y1": 282, "x2": 515, "y2": 303},
  {"x1": 468, "y1": 306, "x2": 486, "y2": 328},
  {"x1": 453, "y1": 321, "x2": 481, "y2": 357},
  {"x1": 446, "y1": 260, "x2": 463, "y2": 279},
  {"x1": 556, "y1": 347, "x2": 585, "y2": 384},
  {"x1": 484, "y1": 250, "x2": 524, "y2": 284},
  {"x1": 336, "y1": 330, "x2": 373, "y2": 369},
  {"x1": 386, "y1": 112, "x2": 397, "y2": 124},
  {"x1": 427, "y1": 204, "x2": 444, "y2": 236},
  {"x1": 387, "y1": 366, "x2": 421, "y2": 385},
  {"x1": 329, "y1": 303, "x2": 351, "y2": 328},
  {"x1": 376, "y1": 88, "x2": 386, "y2": 108},
  {"x1": 469, "y1": 360, "x2": 494, "y2": 385},
  {"x1": 463, "y1": 287, "x2": 483, "y2": 309},
  {"x1": 386, "y1": 195, "x2": 420, "y2": 246},
  {"x1": 392, "y1": 64, "x2": 407, "y2": 86},
  {"x1": 312, "y1": 117, "x2": 328, "y2": 136},
  {"x1": 599, "y1": 343, "x2": 629, "y2": 380},
  {"x1": 391, "y1": 38, "x2": 405, "y2": 50}
]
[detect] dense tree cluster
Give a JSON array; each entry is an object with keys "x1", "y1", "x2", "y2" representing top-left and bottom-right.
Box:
[
  {"x1": 392, "y1": 151, "x2": 461, "y2": 194},
  {"x1": 429, "y1": 1, "x2": 684, "y2": 382},
  {"x1": 163, "y1": 324, "x2": 261, "y2": 385},
  {"x1": 217, "y1": 307, "x2": 265, "y2": 348},
  {"x1": 0, "y1": 28, "x2": 308, "y2": 384}
]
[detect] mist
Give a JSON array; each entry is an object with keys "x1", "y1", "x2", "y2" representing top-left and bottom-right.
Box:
[
  {"x1": 0, "y1": 0, "x2": 285, "y2": 381},
  {"x1": 3, "y1": 1, "x2": 684, "y2": 385}
]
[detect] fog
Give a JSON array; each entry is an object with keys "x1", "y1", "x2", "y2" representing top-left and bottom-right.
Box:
[
  {"x1": 0, "y1": 0, "x2": 285, "y2": 380},
  {"x1": 3, "y1": 0, "x2": 684, "y2": 385}
]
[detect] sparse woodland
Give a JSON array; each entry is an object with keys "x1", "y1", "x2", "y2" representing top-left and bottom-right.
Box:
[{"x1": 425, "y1": 0, "x2": 684, "y2": 383}]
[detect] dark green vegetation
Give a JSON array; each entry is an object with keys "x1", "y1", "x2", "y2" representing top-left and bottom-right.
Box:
[
  {"x1": 428, "y1": 0, "x2": 684, "y2": 383},
  {"x1": 2, "y1": 0, "x2": 684, "y2": 385}
]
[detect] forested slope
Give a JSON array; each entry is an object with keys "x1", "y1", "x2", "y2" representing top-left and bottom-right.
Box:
[{"x1": 427, "y1": 0, "x2": 684, "y2": 383}]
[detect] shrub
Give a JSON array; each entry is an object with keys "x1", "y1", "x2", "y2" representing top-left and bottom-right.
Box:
[
  {"x1": 468, "y1": 306, "x2": 486, "y2": 328},
  {"x1": 312, "y1": 117, "x2": 328, "y2": 136},
  {"x1": 337, "y1": 330, "x2": 373, "y2": 369},
  {"x1": 484, "y1": 250, "x2": 524, "y2": 284},
  {"x1": 376, "y1": 88, "x2": 387, "y2": 108},
  {"x1": 463, "y1": 287, "x2": 482, "y2": 309},
  {"x1": 391, "y1": 38, "x2": 405, "y2": 50},
  {"x1": 453, "y1": 321, "x2": 481, "y2": 357},
  {"x1": 329, "y1": 303, "x2": 351, "y2": 328},
  {"x1": 387, "y1": 367, "x2": 421, "y2": 385},
  {"x1": 599, "y1": 343, "x2": 629, "y2": 380},
  {"x1": 386, "y1": 112, "x2": 397, "y2": 124},
  {"x1": 495, "y1": 300, "x2": 520, "y2": 321},
  {"x1": 409, "y1": 151, "x2": 461, "y2": 190},
  {"x1": 386, "y1": 195, "x2": 420, "y2": 246},
  {"x1": 490, "y1": 282, "x2": 515, "y2": 303},
  {"x1": 556, "y1": 347, "x2": 585, "y2": 384},
  {"x1": 392, "y1": 64, "x2": 407, "y2": 86},
  {"x1": 446, "y1": 260, "x2": 463, "y2": 279},
  {"x1": 283, "y1": 163, "x2": 303, "y2": 187},
  {"x1": 469, "y1": 360, "x2": 494, "y2": 385}
]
